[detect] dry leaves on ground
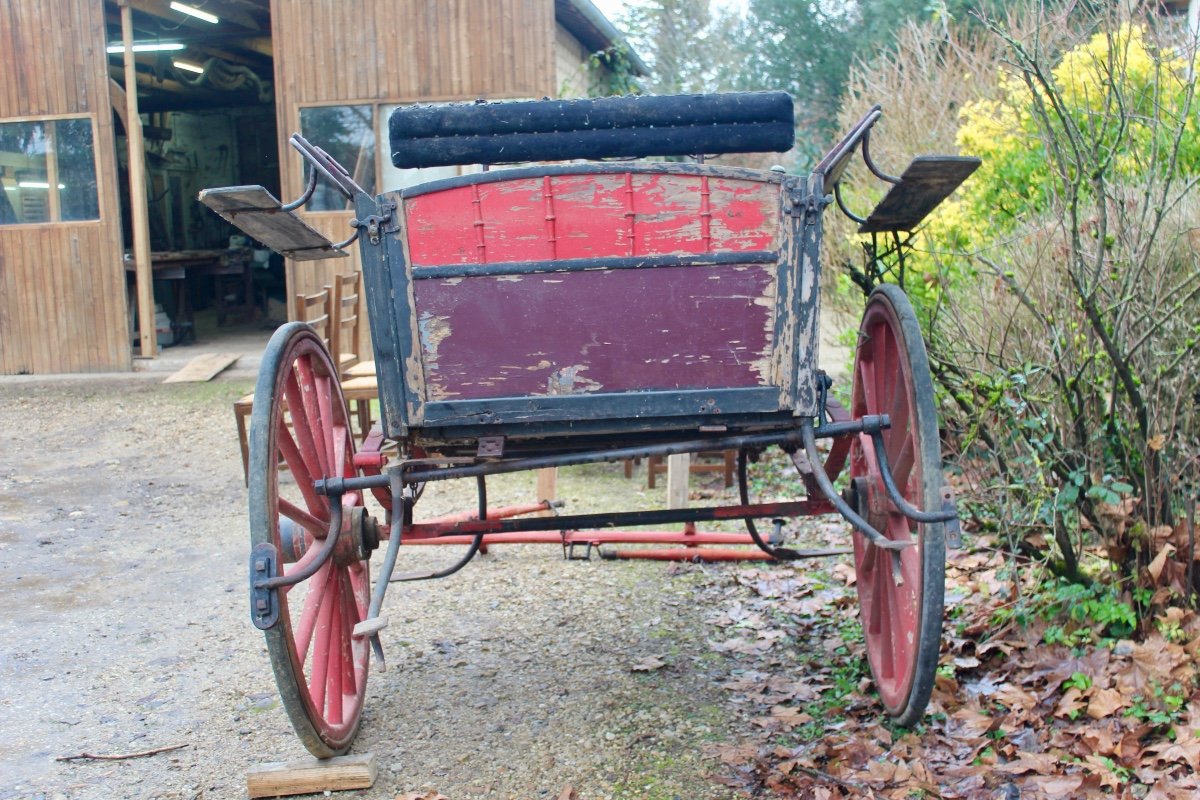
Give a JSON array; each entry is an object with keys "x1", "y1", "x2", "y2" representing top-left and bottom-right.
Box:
[{"x1": 695, "y1": 536, "x2": 1200, "y2": 799}]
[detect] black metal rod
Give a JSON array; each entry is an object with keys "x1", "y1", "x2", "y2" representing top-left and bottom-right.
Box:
[
  {"x1": 860, "y1": 129, "x2": 902, "y2": 184},
  {"x1": 315, "y1": 418, "x2": 886, "y2": 496},
  {"x1": 364, "y1": 470, "x2": 406, "y2": 618},
  {"x1": 330, "y1": 226, "x2": 361, "y2": 251},
  {"x1": 280, "y1": 167, "x2": 319, "y2": 212},
  {"x1": 256, "y1": 502, "x2": 343, "y2": 590},
  {"x1": 867, "y1": 430, "x2": 959, "y2": 523},
  {"x1": 389, "y1": 477, "x2": 488, "y2": 581},
  {"x1": 737, "y1": 450, "x2": 810, "y2": 561},
  {"x1": 833, "y1": 181, "x2": 867, "y2": 224},
  {"x1": 813, "y1": 105, "x2": 881, "y2": 182},
  {"x1": 799, "y1": 420, "x2": 911, "y2": 551},
  {"x1": 289, "y1": 133, "x2": 365, "y2": 198},
  {"x1": 410, "y1": 500, "x2": 831, "y2": 537}
]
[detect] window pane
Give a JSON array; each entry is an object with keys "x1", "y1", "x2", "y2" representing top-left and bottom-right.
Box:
[
  {"x1": 299, "y1": 105, "x2": 376, "y2": 211},
  {"x1": 54, "y1": 119, "x2": 99, "y2": 222},
  {"x1": 379, "y1": 103, "x2": 480, "y2": 192},
  {"x1": 0, "y1": 117, "x2": 99, "y2": 225}
]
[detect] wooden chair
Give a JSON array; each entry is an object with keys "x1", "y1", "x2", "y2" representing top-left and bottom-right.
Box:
[
  {"x1": 328, "y1": 271, "x2": 362, "y2": 375},
  {"x1": 235, "y1": 287, "x2": 332, "y2": 484}
]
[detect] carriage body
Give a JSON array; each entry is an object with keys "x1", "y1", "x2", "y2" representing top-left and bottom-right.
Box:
[
  {"x1": 200, "y1": 91, "x2": 978, "y2": 761},
  {"x1": 359, "y1": 161, "x2": 824, "y2": 453}
]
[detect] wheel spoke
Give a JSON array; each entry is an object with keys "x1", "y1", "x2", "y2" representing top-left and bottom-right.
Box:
[
  {"x1": 284, "y1": 366, "x2": 328, "y2": 483},
  {"x1": 294, "y1": 356, "x2": 331, "y2": 478},
  {"x1": 868, "y1": 558, "x2": 885, "y2": 636},
  {"x1": 889, "y1": 433, "x2": 916, "y2": 499},
  {"x1": 276, "y1": 420, "x2": 329, "y2": 523},
  {"x1": 315, "y1": 373, "x2": 338, "y2": 478},
  {"x1": 279, "y1": 497, "x2": 327, "y2": 538},
  {"x1": 294, "y1": 560, "x2": 333, "y2": 663},
  {"x1": 333, "y1": 422, "x2": 349, "y2": 482},
  {"x1": 325, "y1": 575, "x2": 345, "y2": 725},
  {"x1": 856, "y1": 355, "x2": 877, "y2": 419},
  {"x1": 309, "y1": 568, "x2": 337, "y2": 713},
  {"x1": 339, "y1": 570, "x2": 359, "y2": 696}
]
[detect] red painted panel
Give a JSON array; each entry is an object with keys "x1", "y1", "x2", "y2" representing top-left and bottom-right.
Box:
[
  {"x1": 549, "y1": 173, "x2": 630, "y2": 259},
  {"x1": 404, "y1": 170, "x2": 780, "y2": 268},
  {"x1": 405, "y1": 185, "x2": 479, "y2": 265},
  {"x1": 477, "y1": 177, "x2": 553, "y2": 262},
  {"x1": 413, "y1": 264, "x2": 777, "y2": 401},
  {"x1": 710, "y1": 179, "x2": 777, "y2": 251}
]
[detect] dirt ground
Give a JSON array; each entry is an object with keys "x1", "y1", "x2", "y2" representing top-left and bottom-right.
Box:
[{"x1": 0, "y1": 367, "x2": 822, "y2": 800}]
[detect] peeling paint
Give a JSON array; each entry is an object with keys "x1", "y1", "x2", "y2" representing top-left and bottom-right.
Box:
[
  {"x1": 418, "y1": 311, "x2": 453, "y2": 374},
  {"x1": 547, "y1": 364, "x2": 603, "y2": 395}
]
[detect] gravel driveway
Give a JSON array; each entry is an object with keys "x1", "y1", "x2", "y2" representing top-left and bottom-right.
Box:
[{"x1": 0, "y1": 374, "x2": 779, "y2": 800}]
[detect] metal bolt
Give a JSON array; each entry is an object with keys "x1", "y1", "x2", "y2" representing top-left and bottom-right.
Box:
[
  {"x1": 256, "y1": 598, "x2": 268, "y2": 612},
  {"x1": 254, "y1": 558, "x2": 266, "y2": 572}
]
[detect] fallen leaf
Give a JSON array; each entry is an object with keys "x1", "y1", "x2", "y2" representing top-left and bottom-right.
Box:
[
  {"x1": 1147, "y1": 542, "x2": 1176, "y2": 582},
  {"x1": 557, "y1": 786, "x2": 577, "y2": 800},
  {"x1": 1027, "y1": 774, "x2": 1084, "y2": 794},
  {"x1": 994, "y1": 751, "x2": 1059, "y2": 776},
  {"x1": 704, "y1": 742, "x2": 759, "y2": 766},
  {"x1": 630, "y1": 656, "x2": 666, "y2": 672},
  {"x1": 1086, "y1": 687, "x2": 1126, "y2": 719}
]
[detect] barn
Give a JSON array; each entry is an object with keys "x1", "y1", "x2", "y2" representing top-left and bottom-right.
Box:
[{"x1": 0, "y1": 0, "x2": 641, "y2": 374}]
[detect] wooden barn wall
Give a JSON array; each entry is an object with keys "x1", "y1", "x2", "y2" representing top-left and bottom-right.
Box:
[
  {"x1": 0, "y1": 0, "x2": 129, "y2": 374},
  {"x1": 270, "y1": 0, "x2": 557, "y2": 354}
]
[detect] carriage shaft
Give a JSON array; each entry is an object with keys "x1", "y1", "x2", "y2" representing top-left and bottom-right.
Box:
[{"x1": 400, "y1": 499, "x2": 835, "y2": 540}]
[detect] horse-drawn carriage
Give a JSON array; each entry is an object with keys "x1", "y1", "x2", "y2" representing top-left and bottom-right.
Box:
[{"x1": 201, "y1": 91, "x2": 977, "y2": 757}]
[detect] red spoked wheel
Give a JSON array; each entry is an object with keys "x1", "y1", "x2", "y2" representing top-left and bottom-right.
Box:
[
  {"x1": 849, "y1": 284, "x2": 946, "y2": 726},
  {"x1": 249, "y1": 322, "x2": 370, "y2": 757}
]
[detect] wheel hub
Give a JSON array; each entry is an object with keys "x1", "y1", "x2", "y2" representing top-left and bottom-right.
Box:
[{"x1": 334, "y1": 505, "x2": 380, "y2": 566}]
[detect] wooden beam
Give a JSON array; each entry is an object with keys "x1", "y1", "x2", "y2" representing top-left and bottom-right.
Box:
[
  {"x1": 536, "y1": 468, "x2": 558, "y2": 516},
  {"x1": 245, "y1": 753, "x2": 376, "y2": 799},
  {"x1": 666, "y1": 454, "x2": 690, "y2": 510},
  {"x1": 127, "y1": 0, "x2": 263, "y2": 31},
  {"x1": 120, "y1": 0, "x2": 157, "y2": 358}
]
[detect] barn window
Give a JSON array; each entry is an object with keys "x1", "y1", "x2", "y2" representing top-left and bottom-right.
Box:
[
  {"x1": 0, "y1": 117, "x2": 99, "y2": 225},
  {"x1": 378, "y1": 103, "x2": 480, "y2": 192},
  {"x1": 298, "y1": 105, "x2": 376, "y2": 211}
]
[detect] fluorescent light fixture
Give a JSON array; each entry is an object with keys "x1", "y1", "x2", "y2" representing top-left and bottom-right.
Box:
[
  {"x1": 17, "y1": 181, "x2": 66, "y2": 189},
  {"x1": 106, "y1": 42, "x2": 186, "y2": 54},
  {"x1": 170, "y1": 2, "x2": 219, "y2": 24},
  {"x1": 173, "y1": 59, "x2": 205, "y2": 74}
]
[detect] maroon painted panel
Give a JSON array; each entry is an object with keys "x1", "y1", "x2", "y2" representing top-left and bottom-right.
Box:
[
  {"x1": 403, "y1": 171, "x2": 779, "y2": 267},
  {"x1": 413, "y1": 263, "x2": 777, "y2": 401}
]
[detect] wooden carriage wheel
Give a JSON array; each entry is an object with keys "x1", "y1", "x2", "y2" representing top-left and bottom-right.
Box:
[
  {"x1": 849, "y1": 284, "x2": 946, "y2": 726},
  {"x1": 249, "y1": 322, "x2": 370, "y2": 757}
]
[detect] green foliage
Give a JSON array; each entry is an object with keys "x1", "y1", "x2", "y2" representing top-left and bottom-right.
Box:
[
  {"x1": 841, "y1": 7, "x2": 1200, "y2": 600},
  {"x1": 993, "y1": 576, "x2": 1137, "y2": 644},
  {"x1": 585, "y1": 45, "x2": 642, "y2": 97}
]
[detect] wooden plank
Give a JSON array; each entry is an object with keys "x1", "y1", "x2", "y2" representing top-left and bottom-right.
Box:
[
  {"x1": 535, "y1": 468, "x2": 557, "y2": 515},
  {"x1": 859, "y1": 156, "x2": 982, "y2": 233},
  {"x1": 245, "y1": 752, "x2": 377, "y2": 799},
  {"x1": 162, "y1": 353, "x2": 241, "y2": 384},
  {"x1": 198, "y1": 187, "x2": 350, "y2": 260},
  {"x1": 666, "y1": 454, "x2": 690, "y2": 510}
]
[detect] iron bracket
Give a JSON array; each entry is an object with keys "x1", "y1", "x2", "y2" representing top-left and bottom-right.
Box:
[
  {"x1": 352, "y1": 200, "x2": 397, "y2": 246},
  {"x1": 477, "y1": 436, "x2": 505, "y2": 459},
  {"x1": 249, "y1": 542, "x2": 281, "y2": 630},
  {"x1": 563, "y1": 538, "x2": 597, "y2": 561}
]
